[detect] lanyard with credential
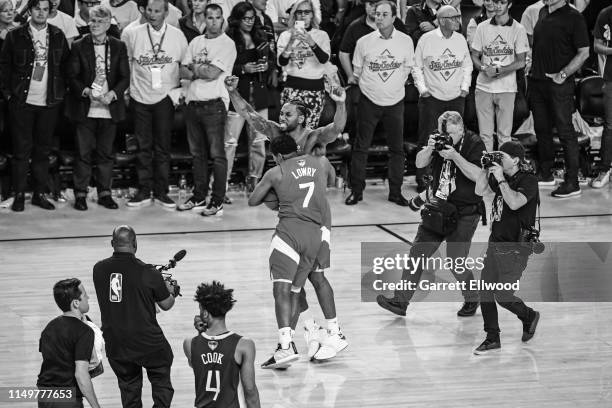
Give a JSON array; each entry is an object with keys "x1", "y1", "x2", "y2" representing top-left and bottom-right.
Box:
[{"x1": 147, "y1": 24, "x2": 167, "y2": 60}]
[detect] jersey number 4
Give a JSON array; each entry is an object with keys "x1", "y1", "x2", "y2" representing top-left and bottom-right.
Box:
[
  {"x1": 206, "y1": 370, "x2": 221, "y2": 401},
  {"x1": 299, "y1": 182, "x2": 314, "y2": 208}
]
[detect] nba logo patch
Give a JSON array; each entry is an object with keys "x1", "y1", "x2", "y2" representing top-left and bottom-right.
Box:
[
  {"x1": 110, "y1": 273, "x2": 123, "y2": 302},
  {"x1": 208, "y1": 341, "x2": 218, "y2": 351}
]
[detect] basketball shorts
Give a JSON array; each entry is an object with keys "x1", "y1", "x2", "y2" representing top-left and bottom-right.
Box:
[
  {"x1": 269, "y1": 219, "x2": 322, "y2": 288},
  {"x1": 312, "y1": 226, "x2": 331, "y2": 271}
]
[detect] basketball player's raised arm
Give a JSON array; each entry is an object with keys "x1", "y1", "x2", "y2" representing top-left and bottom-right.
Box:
[
  {"x1": 320, "y1": 156, "x2": 336, "y2": 187},
  {"x1": 248, "y1": 168, "x2": 280, "y2": 206},
  {"x1": 182, "y1": 337, "x2": 193, "y2": 368},
  {"x1": 312, "y1": 87, "x2": 347, "y2": 145},
  {"x1": 224, "y1": 75, "x2": 281, "y2": 138},
  {"x1": 237, "y1": 338, "x2": 261, "y2": 408}
]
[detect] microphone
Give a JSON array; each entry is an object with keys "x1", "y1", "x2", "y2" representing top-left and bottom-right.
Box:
[
  {"x1": 173, "y1": 249, "x2": 187, "y2": 263},
  {"x1": 159, "y1": 250, "x2": 187, "y2": 271}
]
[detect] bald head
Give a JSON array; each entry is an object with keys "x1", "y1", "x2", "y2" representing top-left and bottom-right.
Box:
[
  {"x1": 111, "y1": 225, "x2": 137, "y2": 253},
  {"x1": 437, "y1": 5, "x2": 460, "y2": 18}
]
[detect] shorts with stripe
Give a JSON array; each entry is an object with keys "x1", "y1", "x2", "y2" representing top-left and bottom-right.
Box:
[
  {"x1": 269, "y1": 218, "x2": 322, "y2": 288},
  {"x1": 312, "y1": 226, "x2": 331, "y2": 271}
]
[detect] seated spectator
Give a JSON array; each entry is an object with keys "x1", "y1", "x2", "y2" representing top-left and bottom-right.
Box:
[
  {"x1": 178, "y1": 0, "x2": 206, "y2": 43},
  {"x1": 225, "y1": 1, "x2": 275, "y2": 194},
  {"x1": 465, "y1": 0, "x2": 496, "y2": 46},
  {"x1": 405, "y1": 0, "x2": 441, "y2": 45},
  {"x1": 48, "y1": 0, "x2": 80, "y2": 46},
  {"x1": 66, "y1": 5, "x2": 130, "y2": 211},
  {"x1": 277, "y1": 0, "x2": 331, "y2": 129}
]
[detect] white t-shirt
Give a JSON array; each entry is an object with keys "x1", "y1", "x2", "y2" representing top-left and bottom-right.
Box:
[
  {"x1": 472, "y1": 18, "x2": 530, "y2": 94},
  {"x1": 109, "y1": 1, "x2": 141, "y2": 31},
  {"x1": 47, "y1": 11, "x2": 79, "y2": 41},
  {"x1": 125, "y1": 23, "x2": 188, "y2": 104},
  {"x1": 167, "y1": 3, "x2": 183, "y2": 28},
  {"x1": 88, "y1": 44, "x2": 112, "y2": 118},
  {"x1": 412, "y1": 28, "x2": 472, "y2": 101},
  {"x1": 182, "y1": 33, "x2": 237, "y2": 108},
  {"x1": 277, "y1": 28, "x2": 330, "y2": 80},
  {"x1": 26, "y1": 24, "x2": 49, "y2": 106},
  {"x1": 520, "y1": 0, "x2": 544, "y2": 36},
  {"x1": 352, "y1": 28, "x2": 414, "y2": 106}
]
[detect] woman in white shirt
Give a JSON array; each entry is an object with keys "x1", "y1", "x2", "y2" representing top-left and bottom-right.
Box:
[{"x1": 277, "y1": 0, "x2": 331, "y2": 129}]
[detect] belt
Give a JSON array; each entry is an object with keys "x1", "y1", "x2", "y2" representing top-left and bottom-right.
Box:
[{"x1": 188, "y1": 98, "x2": 222, "y2": 106}]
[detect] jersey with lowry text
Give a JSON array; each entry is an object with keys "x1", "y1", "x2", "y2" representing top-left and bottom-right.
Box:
[
  {"x1": 276, "y1": 155, "x2": 327, "y2": 226},
  {"x1": 191, "y1": 331, "x2": 242, "y2": 408}
]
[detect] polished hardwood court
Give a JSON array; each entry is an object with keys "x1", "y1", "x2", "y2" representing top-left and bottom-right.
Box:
[{"x1": 1, "y1": 181, "x2": 611, "y2": 407}]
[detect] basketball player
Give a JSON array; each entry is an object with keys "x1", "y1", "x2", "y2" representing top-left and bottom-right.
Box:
[
  {"x1": 248, "y1": 135, "x2": 330, "y2": 369},
  {"x1": 225, "y1": 75, "x2": 349, "y2": 360},
  {"x1": 184, "y1": 281, "x2": 260, "y2": 408}
]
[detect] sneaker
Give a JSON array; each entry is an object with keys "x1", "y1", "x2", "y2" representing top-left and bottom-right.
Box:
[
  {"x1": 551, "y1": 182, "x2": 581, "y2": 198},
  {"x1": 177, "y1": 196, "x2": 206, "y2": 212},
  {"x1": 522, "y1": 311, "x2": 540, "y2": 342},
  {"x1": 473, "y1": 338, "x2": 501, "y2": 355},
  {"x1": 591, "y1": 170, "x2": 611, "y2": 189},
  {"x1": 314, "y1": 330, "x2": 348, "y2": 361},
  {"x1": 304, "y1": 321, "x2": 323, "y2": 359},
  {"x1": 537, "y1": 174, "x2": 556, "y2": 186},
  {"x1": 31, "y1": 193, "x2": 55, "y2": 210},
  {"x1": 201, "y1": 199, "x2": 223, "y2": 216},
  {"x1": 154, "y1": 194, "x2": 176, "y2": 208},
  {"x1": 127, "y1": 191, "x2": 152, "y2": 207},
  {"x1": 457, "y1": 301, "x2": 479, "y2": 317},
  {"x1": 261, "y1": 342, "x2": 299, "y2": 369},
  {"x1": 376, "y1": 295, "x2": 408, "y2": 316}
]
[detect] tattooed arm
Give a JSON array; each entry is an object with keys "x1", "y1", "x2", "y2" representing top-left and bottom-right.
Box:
[
  {"x1": 224, "y1": 75, "x2": 281, "y2": 140},
  {"x1": 311, "y1": 87, "x2": 347, "y2": 145}
]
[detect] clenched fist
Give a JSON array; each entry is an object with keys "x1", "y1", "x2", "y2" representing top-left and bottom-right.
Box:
[{"x1": 224, "y1": 75, "x2": 239, "y2": 92}]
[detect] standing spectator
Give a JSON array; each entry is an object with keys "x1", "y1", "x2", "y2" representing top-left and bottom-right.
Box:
[
  {"x1": 0, "y1": 0, "x2": 16, "y2": 187},
  {"x1": 338, "y1": 0, "x2": 407, "y2": 82},
  {"x1": 178, "y1": 0, "x2": 206, "y2": 43},
  {"x1": 48, "y1": 0, "x2": 79, "y2": 46},
  {"x1": 249, "y1": 0, "x2": 277, "y2": 49},
  {"x1": 277, "y1": 0, "x2": 331, "y2": 129},
  {"x1": 178, "y1": 3, "x2": 236, "y2": 215},
  {"x1": 412, "y1": 4, "x2": 471, "y2": 192},
  {"x1": 93, "y1": 225, "x2": 178, "y2": 408},
  {"x1": 591, "y1": 4, "x2": 612, "y2": 188},
  {"x1": 124, "y1": 0, "x2": 188, "y2": 208},
  {"x1": 465, "y1": 0, "x2": 496, "y2": 46},
  {"x1": 66, "y1": 5, "x2": 130, "y2": 211},
  {"x1": 38, "y1": 278, "x2": 101, "y2": 408},
  {"x1": 0, "y1": 0, "x2": 16, "y2": 46},
  {"x1": 405, "y1": 0, "x2": 441, "y2": 45},
  {"x1": 529, "y1": 0, "x2": 589, "y2": 197},
  {"x1": 0, "y1": 0, "x2": 70, "y2": 212},
  {"x1": 470, "y1": 0, "x2": 529, "y2": 152},
  {"x1": 108, "y1": 0, "x2": 141, "y2": 32},
  {"x1": 225, "y1": 2, "x2": 274, "y2": 195},
  {"x1": 346, "y1": 0, "x2": 414, "y2": 206},
  {"x1": 75, "y1": 0, "x2": 121, "y2": 38},
  {"x1": 519, "y1": 0, "x2": 543, "y2": 46}
]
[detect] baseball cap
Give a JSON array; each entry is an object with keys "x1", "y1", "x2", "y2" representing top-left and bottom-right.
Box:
[{"x1": 499, "y1": 141, "x2": 526, "y2": 162}]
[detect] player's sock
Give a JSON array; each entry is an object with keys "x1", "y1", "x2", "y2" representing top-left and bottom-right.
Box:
[
  {"x1": 279, "y1": 327, "x2": 292, "y2": 349},
  {"x1": 327, "y1": 317, "x2": 340, "y2": 335}
]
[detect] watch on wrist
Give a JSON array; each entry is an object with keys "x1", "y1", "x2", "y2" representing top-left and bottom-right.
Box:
[{"x1": 560, "y1": 70, "x2": 567, "y2": 79}]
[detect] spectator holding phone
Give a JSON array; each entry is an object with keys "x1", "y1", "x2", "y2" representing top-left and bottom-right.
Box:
[
  {"x1": 225, "y1": 1, "x2": 275, "y2": 194},
  {"x1": 277, "y1": 0, "x2": 331, "y2": 129}
]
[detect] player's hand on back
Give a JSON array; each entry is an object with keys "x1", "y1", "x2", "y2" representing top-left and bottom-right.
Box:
[{"x1": 224, "y1": 76, "x2": 239, "y2": 92}]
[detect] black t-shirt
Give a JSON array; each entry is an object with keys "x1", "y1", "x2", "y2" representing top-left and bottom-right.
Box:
[
  {"x1": 37, "y1": 316, "x2": 94, "y2": 397},
  {"x1": 339, "y1": 16, "x2": 408, "y2": 59},
  {"x1": 430, "y1": 130, "x2": 486, "y2": 208},
  {"x1": 530, "y1": 4, "x2": 590, "y2": 80},
  {"x1": 594, "y1": 5, "x2": 612, "y2": 82},
  {"x1": 489, "y1": 171, "x2": 539, "y2": 242},
  {"x1": 93, "y1": 252, "x2": 172, "y2": 365}
]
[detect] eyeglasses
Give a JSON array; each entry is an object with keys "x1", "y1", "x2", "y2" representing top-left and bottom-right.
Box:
[
  {"x1": 295, "y1": 10, "x2": 312, "y2": 16},
  {"x1": 242, "y1": 16, "x2": 255, "y2": 22}
]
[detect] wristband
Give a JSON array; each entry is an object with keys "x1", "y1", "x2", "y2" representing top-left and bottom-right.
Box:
[{"x1": 498, "y1": 179, "x2": 507, "y2": 185}]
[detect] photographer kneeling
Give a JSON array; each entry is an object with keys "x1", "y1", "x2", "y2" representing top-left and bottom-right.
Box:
[
  {"x1": 93, "y1": 225, "x2": 178, "y2": 407},
  {"x1": 473, "y1": 142, "x2": 540, "y2": 355},
  {"x1": 377, "y1": 111, "x2": 485, "y2": 317}
]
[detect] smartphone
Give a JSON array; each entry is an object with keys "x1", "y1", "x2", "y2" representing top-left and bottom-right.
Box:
[{"x1": 294, "y1": 20, "x2": 305, "y2": 31}]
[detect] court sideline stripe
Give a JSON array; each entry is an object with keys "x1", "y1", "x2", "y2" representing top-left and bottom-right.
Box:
[
  {"x1": 1, "y1": 212, "x2": 611, "y2": 243},
  {"x1": 375, "y1": 225, "x2": 413, "y2": 245}
]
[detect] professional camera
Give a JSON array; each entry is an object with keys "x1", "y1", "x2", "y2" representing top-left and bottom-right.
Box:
[
  {"x1": 481, "y1": 151, "x2": 504, "y2": 168},
  {"x1": 155, "y1": 250, "x2": 186, "y2": 297},
  {"x1": 433, "y1": 119, "x2": 453, "y2": 151},
  {"x1": 520, "y1": 227, "x2": 545, "y2": 255}
]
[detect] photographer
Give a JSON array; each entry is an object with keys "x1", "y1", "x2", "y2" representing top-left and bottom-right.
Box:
[
  {"x1": 93, "y1": 225, "x2": 177, "y2": 407},
  {"x1": 473, "y1": 141, "x2": 540, "y2": 355},
  {"x1": 377, "y1": 111, "x2": 485, "y2": 317}
]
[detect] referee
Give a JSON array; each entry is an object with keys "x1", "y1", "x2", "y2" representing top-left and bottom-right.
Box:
[{"x1": 93, "y1": 225, "x2": 176, "y2": 407}]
